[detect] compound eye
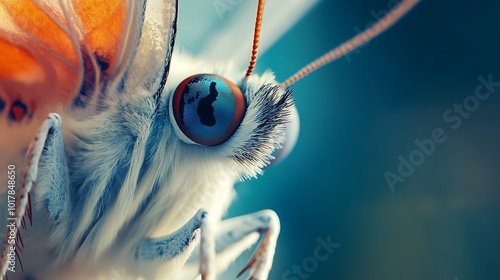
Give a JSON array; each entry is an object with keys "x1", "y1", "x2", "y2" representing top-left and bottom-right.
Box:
[{"x1": 171, "y1": 74, "x2": 246, "y2": 146}]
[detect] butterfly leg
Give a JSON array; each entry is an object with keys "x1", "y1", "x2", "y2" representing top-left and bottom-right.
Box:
[
  {"x1": 218, "y1": 210, "x2": 280, "y2": 280},
  {"x1": 31, "y1": 113, "x2": 70, "y2": 225},
  {"x1": 181, "y1": 209, "x2": 280, "y2": 280},
  {"x1": 0, "y1": 113, "x2": 69, "y2": 278},
  {"x1": 135, "y1": 209, "x2": 215, "y2": 280}
]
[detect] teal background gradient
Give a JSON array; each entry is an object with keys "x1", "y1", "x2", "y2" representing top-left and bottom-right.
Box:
[
  {"x1": 219, "y1": 1, "x2": 500, "y2": 280},
  {"x1": 0, "y1": 1, "x2": 498, "y2": 279}
]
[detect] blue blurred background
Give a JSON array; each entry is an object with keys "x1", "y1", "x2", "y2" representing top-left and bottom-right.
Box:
[
  {"x1": 0, "y1": 0, "x2": 496, "y2": 279},
  {"x1": 0, "y1": 1, "x2": 497, "y2": 279},
  {"x1": 207, "y1": 0, "x2": 500, "y2": 279}
]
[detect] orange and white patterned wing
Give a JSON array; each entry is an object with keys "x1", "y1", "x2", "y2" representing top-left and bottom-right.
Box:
[{"x1": 0, "y1": 0, "x2": 177, "y2": 192}]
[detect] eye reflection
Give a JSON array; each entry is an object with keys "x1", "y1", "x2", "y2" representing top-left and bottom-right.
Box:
[{"x1": 171, "y1": 74, "x2": 246, "y2": 146}]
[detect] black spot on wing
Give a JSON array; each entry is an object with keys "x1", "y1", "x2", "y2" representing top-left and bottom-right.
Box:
[
  {"x1": 8, "y1": 100, "x2": 28, "y2": 122},
  {"x1": 0, "y1": 96, "x2": 5, "y2": 112},
  {"x1": 95, "y1": 53, "x2": 110, "y2": 72}
]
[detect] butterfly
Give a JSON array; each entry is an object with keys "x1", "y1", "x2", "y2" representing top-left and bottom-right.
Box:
[{"x1": 0, "y1": 0, "x2": 419, "y2": 279}]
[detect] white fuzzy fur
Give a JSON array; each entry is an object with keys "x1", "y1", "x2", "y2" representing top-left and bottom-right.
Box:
[
  {"x1": 5, "y1": 49, "x2": 291, "y2": 280},
  {"x1": 1, "y1": 0, "x2": 297, "y2": 279}
]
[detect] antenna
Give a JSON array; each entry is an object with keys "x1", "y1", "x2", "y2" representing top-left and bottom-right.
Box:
[
  {"x1": 281, "y1": 0, "x2": 420, "y2": 88},
  {"x1": 245, "y1": 0, "x2": 265, "y2": 78}
]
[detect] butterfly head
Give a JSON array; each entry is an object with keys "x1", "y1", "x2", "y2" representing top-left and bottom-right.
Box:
[
  {"x1": 166, "y1": 0, "x2": 301, "y2": 170},
  {"x1": 160, "y1": 0, "x2": 420, "y2": 180},
  {"x1": 164, "y1": 52, "x2": 295, "y2": 179}
]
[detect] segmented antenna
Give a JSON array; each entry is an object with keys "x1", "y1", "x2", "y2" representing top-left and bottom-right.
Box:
[
  {"x1": 245, "y1": 0, "x2": 265, "y2": 78},
  {"x1": 281, "y1": 0, "x2": 420, "y2": 88}
]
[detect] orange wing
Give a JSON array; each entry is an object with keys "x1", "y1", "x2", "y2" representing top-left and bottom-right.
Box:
[
  {"x1": 0, "y1": 0, "x2": 178, "y2": 193},
  {"x1": 0, "y1": 0, "x2": 133, "y2": 120},
  {"x1": 0, "y1": 0, "x2": 78, "y2": 122},
  {"x1": 0, "y1": 0, "x2": 138, "y2": 193}
]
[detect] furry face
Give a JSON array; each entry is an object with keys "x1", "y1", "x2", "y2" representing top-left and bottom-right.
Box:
[{"x1": 0, "y1": 0, "x2": 418, "y2": 279}]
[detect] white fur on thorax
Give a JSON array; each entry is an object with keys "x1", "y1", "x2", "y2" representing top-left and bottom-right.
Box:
[{"x1": 16, "y1": 52, "x2": 289, "y2": 280}]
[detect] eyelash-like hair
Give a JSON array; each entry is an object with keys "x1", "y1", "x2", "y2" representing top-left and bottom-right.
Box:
[{"x1": 231, "y1": 84, "x2": 293, "y2": 169}]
